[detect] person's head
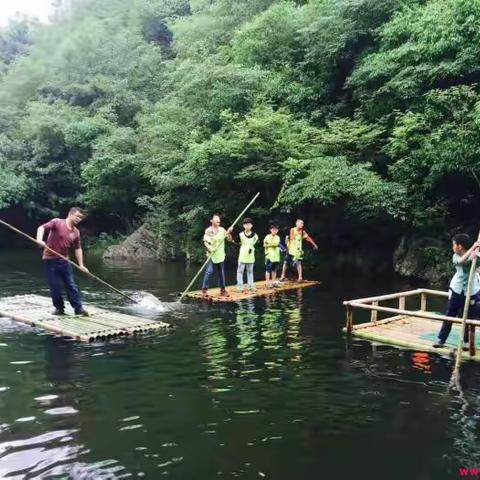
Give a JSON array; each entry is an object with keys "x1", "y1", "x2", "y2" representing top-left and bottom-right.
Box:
[
  {"x1": 452, "y1": 233, "x2": 473, "y2": 254},
  {"x1": 243, "y1": 218, "x2": 253, "y2": 232},
  {"x1": 296, "y1": 219, "x2": 304, "y2": 229},
  {"x1": 269, "y1": 224, "x2": 279, "y2": 235},
  {"x1": 211, "y1": 214, "x2": 221, "y2": 227},
  {"x1": 67, "y1": 207, "x2": 85, "y2": 225}
]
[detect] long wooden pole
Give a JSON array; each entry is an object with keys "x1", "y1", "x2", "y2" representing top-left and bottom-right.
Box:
[
  {"x1": 454, "y1": 231, "x2": 480, "y2": 372},
  {"x1": 177, "y1": 192, "x2": 260, "y2": 302},
  {"x1": 0, "y1": 219, "x2": 138, "y2": 304}
]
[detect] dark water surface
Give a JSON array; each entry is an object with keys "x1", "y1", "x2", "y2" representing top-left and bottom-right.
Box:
[{"x1": 0, "y1": 251, "x2": 479, "y2": 479}]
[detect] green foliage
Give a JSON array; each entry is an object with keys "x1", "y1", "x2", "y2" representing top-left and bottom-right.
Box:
[{"x1": 2, "y1": 0, "x2": 480, "y2": 251}]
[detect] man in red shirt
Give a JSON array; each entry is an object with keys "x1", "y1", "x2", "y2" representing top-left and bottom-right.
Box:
[{"x1": 36, "y1": 207, "x2": 90, "y2": 316}]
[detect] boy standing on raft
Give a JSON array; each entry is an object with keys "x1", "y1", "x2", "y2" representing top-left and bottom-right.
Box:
[
  {"x1": 264, "y1": 224, "x2": 281, "y2": 288},
  {"x1": 433, "y1": 234, "x2": 480, "y2": 349},
  {"x1": 202, "y1": 214, "x2": 233, "y2": 296},
  {"x1": 237, "y1": 218, "x2": 259, "y2": 292},
  {"x1": 280, "y1": 219, "x2": 318, "y2": 282},
  {"x1": 36, "y1": 207, "x2": 89, "y2": 316}
]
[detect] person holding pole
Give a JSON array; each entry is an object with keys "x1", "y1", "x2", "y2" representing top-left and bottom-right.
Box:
[
  {"x1": 433, "y1": 234, "x2": 480, "y2": 349},
  {"x1": 36, "y1": 207, "x2": 90, "y2": 316},
  {"x1": 202, "y1": 214, "x2": 233, "y2": 297}
]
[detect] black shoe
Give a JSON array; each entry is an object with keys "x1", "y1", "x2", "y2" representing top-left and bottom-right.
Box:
[
  {"x1": 75, "y1": 309, "x2": 89, "y2": 317},
  {"x1": 433, "y1": 341, "x2": 445, "y2": 348},
  {"x1": 52, "y1": 308, "x2": 65, "y2": 316}
]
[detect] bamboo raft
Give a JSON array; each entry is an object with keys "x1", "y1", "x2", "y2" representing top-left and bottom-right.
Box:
[
  {"x1": 186, "y1": 279, "x2": 319, "y2": 303},
  {"x1": 0, "y1": 295, "x2": 171, "y2": 343},
  {"x1": 344, "y1": 288, "x2": 480, "y2": 361}
]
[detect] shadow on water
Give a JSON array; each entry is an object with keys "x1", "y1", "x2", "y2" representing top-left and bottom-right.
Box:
[{"x1": 0, "y1": 251, "x2": 479, "y2": 479}]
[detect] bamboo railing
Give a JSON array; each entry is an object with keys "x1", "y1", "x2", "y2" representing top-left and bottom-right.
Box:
[{"x1": 343, "y1": 288, "x2": 478, "y2": 357}]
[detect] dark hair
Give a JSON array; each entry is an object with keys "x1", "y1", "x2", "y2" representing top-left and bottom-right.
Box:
[
  {"x1": 270, "y1": 224, "x2": 279, "y2": 229},
  {"x1": 243, "y1": 217, "x2": 253, "y2": 225},
  {"x1": 69, "y1": 206, "x2": 85, "y2": 217},
  {"x1": 452, "y1": 233, "x2": 473, "y2": 250},
  {"x1": 211, "y1": 213, "x2": 221, "y2": 219}
]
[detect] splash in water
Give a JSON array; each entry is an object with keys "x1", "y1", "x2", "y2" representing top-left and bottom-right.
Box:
[{"x1": 127, "y1": 291, "x2": 169, "y2": 314}]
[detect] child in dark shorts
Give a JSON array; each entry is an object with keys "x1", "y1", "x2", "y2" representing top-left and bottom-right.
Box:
[{"x1": 263, "y1": 224, "x2": 282, "y2": 288}]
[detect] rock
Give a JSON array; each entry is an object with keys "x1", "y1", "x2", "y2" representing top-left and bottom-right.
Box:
[
  {"x1": 103, "y1": 225, "x2": 174, "y2": 261},
  {"x1": 394, "y1": 235, "x2": 450, "y2": 284}
]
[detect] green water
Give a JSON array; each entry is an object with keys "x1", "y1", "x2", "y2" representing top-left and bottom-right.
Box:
[{"x1": 0, "y1": 251, "x2": 479, "y2": 479}]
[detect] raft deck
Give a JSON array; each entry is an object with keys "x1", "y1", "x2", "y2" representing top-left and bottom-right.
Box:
[
  {"x1": 344, "y1": 288, "x2": 480, "y2": 361},
  {"x1": 0, "y1": 294, "x2": 171, "y2": 343},
  {"x1": 186, "y1": 279, "x2": 319, "y2": 303}
]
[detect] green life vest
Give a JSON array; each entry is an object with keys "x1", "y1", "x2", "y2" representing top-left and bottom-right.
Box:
[
  {"x1": 288, "y1": 227, "x2": 306, "y2": 261},
  {"x1": 263, "y1": 234, "x2": 280, "y2": 263},
  {"x1": 204, "y1": 227, "x2": 226, "y2": 264},
  {"x1": 238, "y1": 231, "x2": 258, "y2": 264}
]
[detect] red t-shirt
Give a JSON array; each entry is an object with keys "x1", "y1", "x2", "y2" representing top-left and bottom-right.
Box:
[{"x1": 41, "y1": 218, "x2": 81, "y2": 260}]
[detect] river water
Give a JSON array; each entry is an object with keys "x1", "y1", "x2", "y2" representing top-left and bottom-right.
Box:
[{"x1": 0, "y1": 251, "x2": 479, "y2": 479}]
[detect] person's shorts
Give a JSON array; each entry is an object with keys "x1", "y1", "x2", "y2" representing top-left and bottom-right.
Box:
[
  {"x1": 283, "y1": 253, "x2": 302, "y2": 267},
  {"x1": 265, "y1": 260, "x2": 279, "y2": 273}
]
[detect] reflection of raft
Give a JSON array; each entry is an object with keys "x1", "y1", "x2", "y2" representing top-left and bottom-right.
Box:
[
  {"x1": 0, "y1": 295, "x2": 171, "y2": 343},
  {"x1": 186, "y1": 280, "x2": 319, "y2": 303},
  {"x1": 344, "y1": 288, "x2": 480, "y2": 361}
]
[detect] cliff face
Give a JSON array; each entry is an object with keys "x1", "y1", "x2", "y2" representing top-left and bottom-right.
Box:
[
  {"x1": 394, "y1": 235, "x2": 451, "y2": 286},
  {"x1": 103, "y1": 225, "x2": 175, "y2": 261}
]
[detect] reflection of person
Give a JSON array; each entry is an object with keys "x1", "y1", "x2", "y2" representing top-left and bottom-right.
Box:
[
  {"x1": 36, "y1": 207, "x2": 89, "y2": 316},
  {"x1": 236, "y1": 218, "x2": 259, "y2": 292},
  {"x1": 434, "y1": 234, "x2": 480, "y2": 349},
  {"x1": 280, "y1": 219, "x2": 318, "y2": 282},
  {"x1": 263, "y1": 224, "x2": 281, "y2": 288},
  {"x1": 202, "y1": 214, "x2": 233, "y2": 296}
]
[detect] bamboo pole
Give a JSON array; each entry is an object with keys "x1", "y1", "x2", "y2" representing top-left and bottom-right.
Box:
[
  {"x1": 346, "y1": 305, "x2": 353, "y2": 334},
  {"x1": 420, "y1": 293, "x2": 427, "y2": 311},
  {"x1": 177, "y1": 192, "x2": 260, "y2": 302},
  {"x1": 343, "y1": 289, "x2": 423, "y2": 305},
  {"x1": 454, "y1": 233, "x2": 480, "y2": 371},
  {"x1": 0, "y1": 219, "x2": 137, "y2": 304}
]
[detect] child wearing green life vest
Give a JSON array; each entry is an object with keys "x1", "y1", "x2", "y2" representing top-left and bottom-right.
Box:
[
  {"x1": 263, "y1": 224, "x2": 281, "y2": 288},
  {"x1": 236, "y1": 218, "x2": 259, "y2": 292},
  {"x1": 280, "y1": 219, "x2": 318, "y2": 282}
]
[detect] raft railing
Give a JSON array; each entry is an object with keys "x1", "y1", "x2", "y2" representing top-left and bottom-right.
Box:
[{"x1": 343, "y1": 288, "x2": 480, "y2": 357}]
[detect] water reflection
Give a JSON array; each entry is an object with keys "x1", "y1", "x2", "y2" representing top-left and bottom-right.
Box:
[{"x1": 3, "y1": 252, "x2": 480, "y2": 478}]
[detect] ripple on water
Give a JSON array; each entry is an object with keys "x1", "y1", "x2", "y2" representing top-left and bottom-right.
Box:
[{"x1": 44, "y1": 407, "x2": 78, "y2": 416}]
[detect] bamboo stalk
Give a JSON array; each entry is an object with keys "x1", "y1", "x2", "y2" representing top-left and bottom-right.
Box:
[
  {"x1": 343, "y1": 289, "x2": 423, "y2": 305},
  {"x1": 177, "y1": 192, "x2": 260, "y2": 302},
  {"x1": 469, "y1": 325, "x2": 476, "y2": 357},
  {"x1": 399, "y1": 296, "x2": 406, "y2": 310},
  {"x1": 371, "y1": 301, "x2": 378, "y2": 323},
  {"x1": 0, "y1": 219, "x2": 137, "y2": 304},
  {"x1": 0, "y1": 310, "x2": 91, "y2": 341},
  {"x1": 419, "y1": 288, "x2": 449, "y2": 298},
  {"x1": 346, "y1": 305, "x2": 353, "y2": 334},
  {"x1": 420, "y1": 293, "x2": 427, "y2": 311}
]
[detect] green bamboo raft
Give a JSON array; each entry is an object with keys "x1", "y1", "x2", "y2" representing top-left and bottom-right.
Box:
[
  {"x1": 0, "y1": 294, "x2": 171, "y2": 343},
  {"x1": 344, "y1": 288, "x2": 480, "y2": 361}
]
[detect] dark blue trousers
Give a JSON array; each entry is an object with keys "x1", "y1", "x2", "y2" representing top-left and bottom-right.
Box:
[
  {"x1": 202, "y1": 261, "x2": 226, "y2": 290},
  {"x1": 44, "y1": 259, "x2": 83, "y2": 313},
  {"x1": 438, "y1": 290, "x2": 480, "y2": 343}
]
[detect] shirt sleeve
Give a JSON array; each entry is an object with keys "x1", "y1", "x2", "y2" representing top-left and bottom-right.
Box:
[{"x1": 42, "y1": 218, "x2": 58, "y2": 232}]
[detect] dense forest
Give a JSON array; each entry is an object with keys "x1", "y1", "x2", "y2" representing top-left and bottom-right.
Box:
[{"x1": 1, "y1": 0, "x2": 480, "y2": 276}]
